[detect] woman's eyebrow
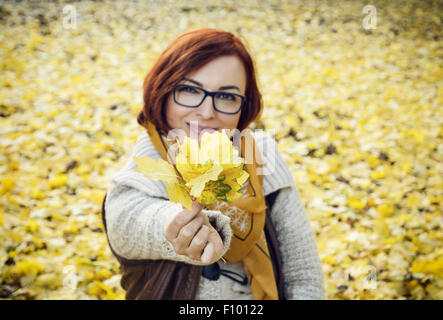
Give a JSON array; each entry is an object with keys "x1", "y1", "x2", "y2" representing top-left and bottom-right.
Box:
[{"x1": 183, "y1": 77, "x2": 240, "y2": 92}]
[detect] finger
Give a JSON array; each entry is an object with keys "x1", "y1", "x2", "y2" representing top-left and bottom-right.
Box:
[
  {"x1": 209, "y1": 230, "x2": 224, "y2": 259},
  {"x1": 201, "y1": 228, "x2": 223, "y2": 264},
  {"x1": 165, "y1": 201, "x2": 204, "y2": 240},
  {"x1": 201, "y1": 242, "x2": 214, "y2": 264},
  {"x1": 192, "y1": 200, "x2": 204, "y2": 214},
  {"x1": 175, "y1": 214, "x2": 205, "y2": 250},
  {"x1": 187, "y1": 225, "x2": 210, "y2": 260}
]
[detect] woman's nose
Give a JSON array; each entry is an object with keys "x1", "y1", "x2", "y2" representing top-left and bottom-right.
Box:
[{"x1": 197, "y1": 95, "x2": 216, "y2": 119}]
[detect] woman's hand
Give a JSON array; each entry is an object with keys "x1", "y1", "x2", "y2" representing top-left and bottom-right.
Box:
[{"x1": 165, "y1": 200, "x2": 224, "y2": 264}]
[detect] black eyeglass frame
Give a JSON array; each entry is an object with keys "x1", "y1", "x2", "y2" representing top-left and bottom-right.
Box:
[{"x1": 172, "y1": 84, "x2": 246, "y2": 115}]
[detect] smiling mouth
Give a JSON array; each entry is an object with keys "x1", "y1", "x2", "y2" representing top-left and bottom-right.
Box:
[{"x1": 186, "y1": 122, "x2": 217, "y2": 134}]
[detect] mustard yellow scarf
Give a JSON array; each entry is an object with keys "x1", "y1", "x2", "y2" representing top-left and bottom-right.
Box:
[{"x1": 146, "y1": 121, "x2": 278, "y2": 300}]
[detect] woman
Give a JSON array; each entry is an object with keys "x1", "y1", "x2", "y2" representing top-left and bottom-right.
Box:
[{"x1": 102, "y1": 28, "x2": 325, "y2": 300}]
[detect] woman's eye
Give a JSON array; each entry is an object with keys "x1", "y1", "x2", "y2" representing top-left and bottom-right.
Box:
[
  {"x1": 217, "y1": 93, "x2": 235, "y2": 101},
  {"x1": 179, "y1": 86, "x2": 198, "y2": 94}
]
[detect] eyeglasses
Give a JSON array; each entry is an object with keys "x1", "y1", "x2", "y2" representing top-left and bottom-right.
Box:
[{"x1": 172, "y1": 84, "x2": 246, "y2": 115}]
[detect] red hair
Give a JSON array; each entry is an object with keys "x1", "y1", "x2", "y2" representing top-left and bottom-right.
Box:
[{"x1": 137, "y1": 28, "x2": 263, "y2": 136}]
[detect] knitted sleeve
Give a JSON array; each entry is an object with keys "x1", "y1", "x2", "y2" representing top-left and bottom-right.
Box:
[
  {"x1": 270, "y1": 185, "x2": 326, "y2": 300},
  {"x1": 104, "y1": 181, "x2": 232, "y2": 265}
]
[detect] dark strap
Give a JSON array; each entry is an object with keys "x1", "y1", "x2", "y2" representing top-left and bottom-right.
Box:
[{"x1": 264, "y1": 190, "x2": 286, "y2": 300}]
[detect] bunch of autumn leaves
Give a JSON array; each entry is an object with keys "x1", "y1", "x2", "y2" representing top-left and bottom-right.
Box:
[{"x1": 133, "y1": 130, "x2": 249, "y2": 211}]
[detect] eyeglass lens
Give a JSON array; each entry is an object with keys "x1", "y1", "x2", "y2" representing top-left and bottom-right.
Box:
[{"x1": 174, "y1": 85, "x2": 242, "y2": 114}]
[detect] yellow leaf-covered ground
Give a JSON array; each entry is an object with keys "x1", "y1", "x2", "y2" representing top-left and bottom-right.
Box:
[{"x1": 0, "y1": 0, "x2": 441, "y2": 300}]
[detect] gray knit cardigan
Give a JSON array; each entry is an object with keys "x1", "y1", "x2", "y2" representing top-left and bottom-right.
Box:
[{"x1": 104, "y1": 130, "x2": 325, "y2": 300}]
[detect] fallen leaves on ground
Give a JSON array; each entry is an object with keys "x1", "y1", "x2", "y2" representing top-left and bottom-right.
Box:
[{"x1": 0, "y1": 0, "x2": 441, "y2": 300}]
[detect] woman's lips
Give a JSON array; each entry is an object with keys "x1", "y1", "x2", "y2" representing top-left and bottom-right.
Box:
[{"x1": 186, "y1": 122, "x2": 217, "y2": 135}]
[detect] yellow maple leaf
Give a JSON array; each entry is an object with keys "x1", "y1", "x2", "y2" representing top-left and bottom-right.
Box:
[
  {"x1": 49, "y1": 174, "x2": 68, "y2": 189},
  {"x1": 14, "y1": 259, "x2": 46, "y2": 276},
  {"x1": 167, "y1": 182, "x2": 193, "y2": 211},
  {"x1": 235, "y1": 170, "x2": 250, "y2": 186},
  {"x1": 218, "y1": 166, "x2": 248, "y2": 202},
  {"x1": 134, "y1": 130, "x2": 249, "y2": 210},
  {"x1": 134, "y1": 156, "x2": 193, "y2": 210},
  {"x1": 187, "y1": 163, "x2": 223, "y2": 198},
  {"x1": 176, "y1": 155, "x2": 212, "y2": 182},
  {"x1": 199, "y1": 129, "x2": 240, "y2": 169},
  {"x1": 377, "y1": 203, "x2": 395, "y2": 217},
  {"x1": 133, "y1": 156, "x2": 178, "y2": 184}
]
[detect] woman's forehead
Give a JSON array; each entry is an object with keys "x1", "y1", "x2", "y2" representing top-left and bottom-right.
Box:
[{"x1": 185, "y1": 56, "x2": 247, "y2": 92}]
